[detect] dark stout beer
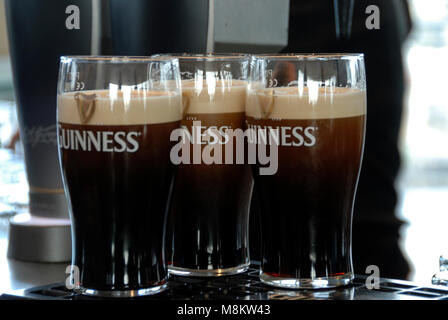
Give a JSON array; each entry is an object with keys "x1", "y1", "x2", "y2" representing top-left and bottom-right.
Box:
[
  {"x1": 167, "y1": 81, "x2": 254, "y2": 275},
  {"x1": 246, "y1": 87, "x2": 366, "y2": 285},
  {"x1": 58, "y1": 90, "x2": 181, "y2": 292}
]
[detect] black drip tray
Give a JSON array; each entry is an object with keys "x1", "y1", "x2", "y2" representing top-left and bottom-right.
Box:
[{"x1": 2, "y1": 264, "x2": 448, "y2": 300}]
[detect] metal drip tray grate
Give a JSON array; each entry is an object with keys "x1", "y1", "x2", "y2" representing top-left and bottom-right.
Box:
[{"x1": 2, "y1": 264, "x2": 448, "y2": 300}]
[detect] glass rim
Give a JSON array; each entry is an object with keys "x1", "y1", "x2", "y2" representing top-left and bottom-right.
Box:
[
  {"x1": 251, "y1": 53, "x2": 364, "y2": 61},
  {"x1": 152, "y1": 52, "x2": 250, "y2": 61},
  {"x1": 60, "y1": 55, "x2": 178, "y2": 64}
]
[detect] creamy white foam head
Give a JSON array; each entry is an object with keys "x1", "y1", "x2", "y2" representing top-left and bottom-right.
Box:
[
  {"x1": 58, "y1": 89, "x2": 182, "y2": 125},
  {"x1": 246, "y1": 87, "x2": 366, "y2": 120},
  {"x1": 182, "y1": 79, "x2": 247, "y2": 114}
]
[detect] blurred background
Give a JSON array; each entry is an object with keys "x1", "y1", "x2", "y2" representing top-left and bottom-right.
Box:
[
  {"x1": 0, "y1": 0, "x2": 447, "y2": 285},
  {"x1": 0, "y1": 0, "x2": 28, "y2": 222},
  {"x1": 397, "y1": 0, "x2": 448, "y2": 283},
  {"x1": 0, "y1": 0, "x2": 28, "y2": 293}
]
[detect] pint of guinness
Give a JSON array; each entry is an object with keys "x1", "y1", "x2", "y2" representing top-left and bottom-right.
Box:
[
  {"x1": 166, "y1": 54, "x2": 254, "y2": 276},
  {"x1": 57, "y1": 56, "x2": 182, "y2": 297},
  {"x1": 247, "y1": 54, "x2": 367, "y2": 289}
]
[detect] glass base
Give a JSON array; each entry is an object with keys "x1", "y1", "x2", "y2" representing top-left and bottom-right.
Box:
[
  {"x1": 78, "y1": 282, "x2": 168, "y2": 298},
  {"x1": 260, "y1": 272, "x2": 353, "y2": 289},
  {"x1": 168, "y1": 263, "x2": 250, "y2": 277}
]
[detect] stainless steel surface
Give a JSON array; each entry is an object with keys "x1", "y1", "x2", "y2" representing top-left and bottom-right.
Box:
[{"x1": 2, "y1": 263, "x2": 448, "y2": 300}]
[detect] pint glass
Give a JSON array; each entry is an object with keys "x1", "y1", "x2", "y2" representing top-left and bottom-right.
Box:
[
  {"x1": 166, "y1": 54, "x2": 253, "y2": 276},
  {"x1": 246, "y1": 54, "x2": 366, "y2": 289},
  {"x1": 57, "y1": 56, "x2": 182, "y2": 297}
]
